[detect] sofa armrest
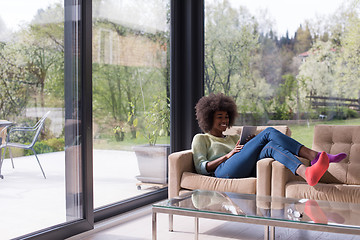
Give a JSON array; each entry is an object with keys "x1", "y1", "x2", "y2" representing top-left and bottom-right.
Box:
[
  {"x1": 271, "y1": 161, "x2": 290, "y2": 198},
  {"x1": 271, "y1": 157, "x2": 310, "y2": 197},
  {"x1": 168, "y1": 150, "x2": 194, "y2": 198},
  {"x1": 256, "y1": 158, "x2": 275, "y2": 196}
]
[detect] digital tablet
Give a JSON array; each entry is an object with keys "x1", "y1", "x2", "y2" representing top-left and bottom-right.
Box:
[{"x1": 239, "y1": 126, "x2": 257, "y2": 145}]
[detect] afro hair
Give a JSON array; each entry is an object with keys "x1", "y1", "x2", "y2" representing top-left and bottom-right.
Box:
[{"x1": 195, "y1": 93, "x2": 238, "y2": 133}]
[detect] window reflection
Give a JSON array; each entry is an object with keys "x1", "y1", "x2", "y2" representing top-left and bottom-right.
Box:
[
  {"x1": 92, "y1": 0, "x2": 170, "y2": 208},
  {"x1": 0, "y1": 0, "x2": 81, "y2": 238}
]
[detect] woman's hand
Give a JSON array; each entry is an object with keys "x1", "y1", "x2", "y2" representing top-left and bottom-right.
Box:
[
  {"x1": 245, "y1": 134, "x2": 256, "y2": 143},
  {"x1": 206, "y1": 140, "x2": 243, "y2": 173},
  {"x1": 225, "y1": 139, "x2": 243, "y2": 159}
]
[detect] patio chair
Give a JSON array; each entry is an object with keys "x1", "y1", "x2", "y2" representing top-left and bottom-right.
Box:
[{"x1": 0, "y1": 111, "x2": 50, "y2": 179}]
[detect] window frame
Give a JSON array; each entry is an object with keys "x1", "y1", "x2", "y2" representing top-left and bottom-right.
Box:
[
  {"x1": 14, "y1": 0, "x2": 205, "y2": 238},
  {"x1": 14, "y1": 0, "x2": 93, "y2": 238}
]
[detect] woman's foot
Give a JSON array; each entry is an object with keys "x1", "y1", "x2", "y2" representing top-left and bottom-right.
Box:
[
  {"x1": 305, "y1": 151, "x2": 329, "y2": 186},
  {"x1": 311, "y1": 152, "x2": 347, "y2": 165}
]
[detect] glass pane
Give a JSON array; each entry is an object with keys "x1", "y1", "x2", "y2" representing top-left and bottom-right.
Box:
[
  {"x1": 204, "y1": 0, "x2": 360, "y2": 145},
  {"x1": 92, "y1": 0, "x2": 170, "y2": 208},
  {"x1": 0, "y1": 1, "x2": 83, "y2": 238},
  {"x1": 155, "y1": 190, "x2": 360, "y2": 228}
]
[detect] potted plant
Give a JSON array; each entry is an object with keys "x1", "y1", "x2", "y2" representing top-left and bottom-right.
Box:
[
  {"x1": 133, "y1": 96, "x2": 170, "y2": 186},
  {"x1": 113, "y1": 104, "x2": 138, "y2": 142},
  {"x1": 113, "y1": 125, "x2": 125, "y2": 142}
]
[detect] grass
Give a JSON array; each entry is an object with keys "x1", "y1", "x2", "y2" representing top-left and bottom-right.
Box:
[
  {"x1": 92, "y1": 118, "x2": 360, "y2": 151},
  {"x1": 4, "y1": 118, "x2": 358, "y2": 156},
  {"x1": 289, "y1": 118, "x2": 360, "y2": 148},
  {"x1": 93, "y1": 135, "x2": 170, "y2": 151}
]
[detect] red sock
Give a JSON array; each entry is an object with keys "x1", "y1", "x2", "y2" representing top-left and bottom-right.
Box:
[
  {"x1": 305, "y1": 151, "x2": 329, "y2": 186},
  {"x1": 304, "y1": 200, "x2": 328, "y2": 224}
]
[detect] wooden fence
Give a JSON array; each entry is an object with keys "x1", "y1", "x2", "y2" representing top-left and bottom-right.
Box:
[{"x1": 306, "y1": 95, "x2": 360, "y2": 111}]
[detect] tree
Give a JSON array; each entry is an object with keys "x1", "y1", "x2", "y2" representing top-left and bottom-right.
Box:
[
  {"x1": 336, "y1": 1, "x2": 360, "y2": 98},
  {"x1": 294, "y1": 24, "x2": 312, "y2": 54},
  {"x1": 271, "y1": 74, "x2": 297, "y2": 120},
  {"x1": 205, "y1": 0, "x2": 273, "y2": 123},
  {"x1": 298, "y1": 41, "x2": 339, "y2": 97},
  {"x1": 259, "y1": 33, "x2": 282, "y2": 86},
  {"x1": 19, "y1": 3, "x2": 64, "y2": 108},
  {"x1": 0, "y1": 42, "x2": 29, "y2": 119},
  {"x1": 92, "y1": 10, "x2": 169, "y2": 139},
  {"x1": 205, "y1": 1, "x2": 259, "y2": 96},
  {"x1": 0, "y1": 2, "x2": 64, "y2": 119}
]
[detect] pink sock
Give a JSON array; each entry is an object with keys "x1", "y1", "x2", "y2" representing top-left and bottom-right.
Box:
[
  {"x1": 311, "y1": 152, "x2": 347, "y2": 165},
  {"x1": 304, "y1": 200, "x2": 328, "y2": 224},
  {"x1": 305, "y1": 151, "x2": 329, "y2": 186}
]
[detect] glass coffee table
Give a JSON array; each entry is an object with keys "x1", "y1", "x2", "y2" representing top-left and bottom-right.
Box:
[{"x1": 152, "y1": 190, "x2": 360, "y2": 240}]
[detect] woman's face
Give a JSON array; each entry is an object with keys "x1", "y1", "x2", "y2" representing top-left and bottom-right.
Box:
[{"x1": 211, "y1": 111, "x2": 229, "y2": 133}]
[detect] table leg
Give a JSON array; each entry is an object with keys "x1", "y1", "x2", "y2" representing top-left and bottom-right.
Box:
[
  {"x1": 152, "y1": 211, "x2": 157, "y2": 240},
  {"x1": 195, "y1": 217, "x2": 199, "y2": 240},
  {"x1": 169, "y1": 214, "x2": 173, "y2": 232},
  {"x1": 264, "y1": 226, "x2": 275, "y2": 240},
  {"x1": 264, "y1": 226, "x2": 269, "y2": 240},
  {"x1": 269, "y1": 226, "x2": 275, "y2": 240},
  {"x1": 0, "y1": 148, "x2": 4, "y2": 179}
]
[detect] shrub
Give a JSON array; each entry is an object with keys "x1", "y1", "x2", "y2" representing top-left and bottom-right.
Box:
[
  {"x1": 43, "y1": 138, "x2": 65, "y2": 151},
  {"x1": 24, "y1": 137, "x2": 65, "y2": 156},
  {"x1": 344, "y1": 108, "x2": 359, "y2": 119}
]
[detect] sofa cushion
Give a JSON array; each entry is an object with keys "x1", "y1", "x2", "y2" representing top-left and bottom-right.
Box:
[
  {"x1": 285, "y1": 181, "x2": 360, "y2": 203},
  {"x1": 224, "y1": 125, "x2": 291, "y2": 137},
  {"x1": 180, "y1": 172, "x2": 256, "y2": 194},
  {"x1": 313, "y1": 125, "x2": 360, "y2": 185}
]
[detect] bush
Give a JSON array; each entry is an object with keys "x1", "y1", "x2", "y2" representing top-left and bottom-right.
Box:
[
  {"x1": 43, "y1": 138, "x2": 65, "y2": 151},
  {"x1": 25, "y1": 141, "x2": 53, "y2": 156},
  {"x1": 315, "y1": 107, "x2": 359, "y2": 120},
  {"x1": 24, "y1": 137, "x2": 65, "y2": 156},
  {"x1": 8, "y1": 119, "x2": 38, "y2": 143},
  {"x1": 344, "y1": 108, "x2": 359, "y2": 119}
]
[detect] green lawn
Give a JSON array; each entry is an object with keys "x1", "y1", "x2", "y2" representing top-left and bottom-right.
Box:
[
  {"x1": 289, "y1": 118, "x2": 360, "y2": 148},
  {"x1": 94, "y1": 135, "x2": 170, "y2": 150},
  {"x1": 93, "y1": 118, "x2": 360, "y2": 151}
]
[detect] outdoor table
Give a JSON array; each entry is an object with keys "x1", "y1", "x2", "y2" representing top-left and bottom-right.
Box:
[
  {"x1": 0, "y1": 120, "x2": 13, "y2": 144},
  {"x1": 0, "y1": 120, "x2": 13, "y2": 179}
]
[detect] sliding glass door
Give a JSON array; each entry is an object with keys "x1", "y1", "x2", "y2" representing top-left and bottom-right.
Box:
[
  {"x1": 0, "y1": 0, "x2": 92, "y2": 239},
  {"x1": 92, "y1": 0, "x2": 170, "y2": 209},
  {"x1": 0, "y1": 0, "x2": 173, "y2": 238}
]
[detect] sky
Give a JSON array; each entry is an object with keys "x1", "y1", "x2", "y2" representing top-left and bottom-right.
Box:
[
  {"x1": 0, "y1": 0, "x2": 347, "y2": 36},
  {"x1": 228, "y1": 0, "x2": 345, "y2": 37},
  {"x1": 0, "y1": 0, "x2": 56, "y2": 30}
]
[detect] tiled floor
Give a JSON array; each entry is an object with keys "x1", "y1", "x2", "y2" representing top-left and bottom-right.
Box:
[
  {"x1": 3, "y1": 151, "x2": 360, "y2": 240},
  {"x1": 0, "y1": 150, "x2": 154, "y2": 239},
  {"x1": 68, "y1": 204, "x2": 360, "y2": 240}
]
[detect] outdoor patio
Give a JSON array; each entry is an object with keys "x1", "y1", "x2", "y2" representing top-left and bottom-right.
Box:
[{"x1": 0, "y1": 149, "x2": 155, "y2": 240}]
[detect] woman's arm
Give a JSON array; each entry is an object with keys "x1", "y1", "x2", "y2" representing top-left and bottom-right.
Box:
[
  {"x1": 206, "y1": 140, "x2": 243, "y2": 172},
  {"x1": 192, "y1": 134, "x2": 211, "y2": 174}
]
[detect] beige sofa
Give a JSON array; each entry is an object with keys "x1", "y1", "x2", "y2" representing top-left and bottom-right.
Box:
[
  {"x1": 168, "y1": 125, "x2": 291, "y2": 199},
  {"x1": 271, "y1": 125, "x2": 360, "y2": 203}
]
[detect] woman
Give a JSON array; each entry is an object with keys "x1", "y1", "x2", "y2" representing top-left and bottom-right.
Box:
[{"x1": 192, "y1": 93, "x2": 347, "y2": 186}]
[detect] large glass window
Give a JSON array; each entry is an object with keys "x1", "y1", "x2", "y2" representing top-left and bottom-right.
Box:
[
  {"x1": 0, "y1": 1, "x2": 85, "y2": 239},
  {"x1": 92, "y1": 0, "x2": 170, "y2": 209},
  {"x1": 205, "y1": 0, "x2": 360, "y2": 145},
  {"x1": 0, "y1": 0, "x2": 170, "y2": 237}
]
